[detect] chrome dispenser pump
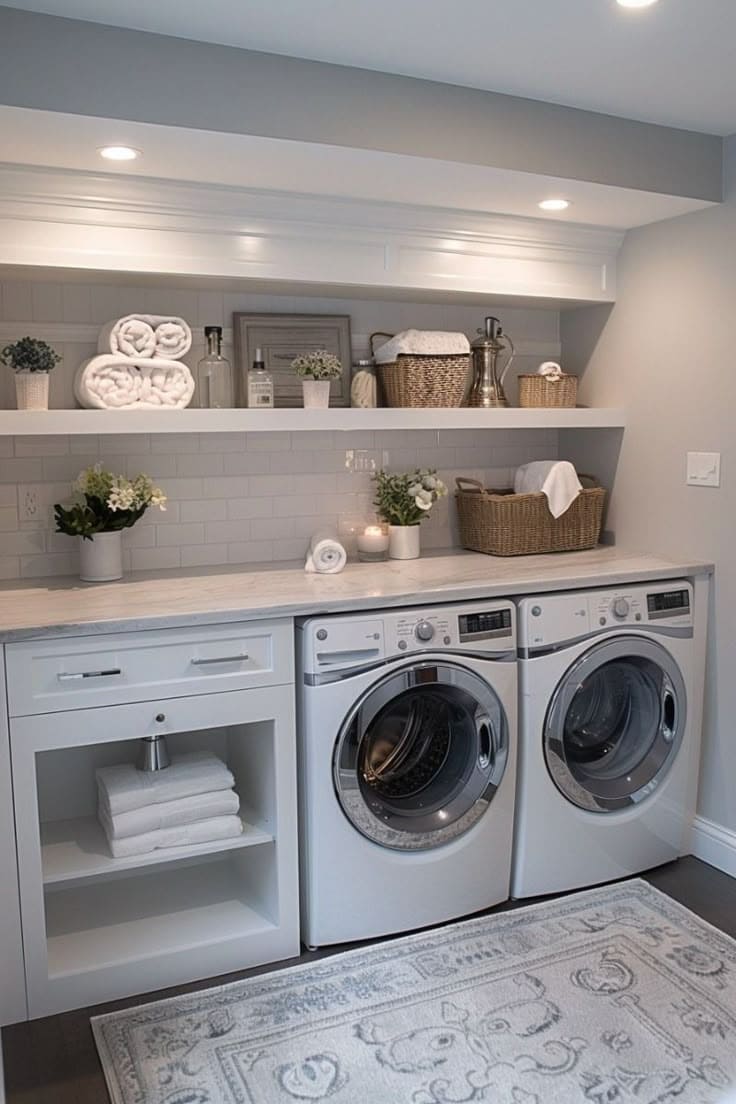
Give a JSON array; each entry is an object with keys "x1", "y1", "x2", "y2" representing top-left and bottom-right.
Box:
[{"x1": 467, "y1": 316, "x2": 515, "y2": 408}]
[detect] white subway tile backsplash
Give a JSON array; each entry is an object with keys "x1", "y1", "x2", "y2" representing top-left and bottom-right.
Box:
[
  {"x1": 0, "y1": 459, "x2": 44, "y2": 483},
  {"x1": 20, "y1": 551, "x2": 76, "y2": 578},
  {"x1": 227, "y1": 497, "x2": 274, "y2": 520},
  {"x1": 156, "y1": 523, "x2": 205, "y2": 547},
  {"x1": 14, "y1": 435, "x2": 70, "y2": 458},
  {"x1": 176, "y1": 453, "x2": 224, "y2": 477},
  {"x1": 226, "y1": 540, "x2": 274, "y2": 564},
  {"x1": 130, "y1": 547, "x2": 181, "y2": 572},
  {"x1": 0, "y1": 556, "x2": 20, "y2": 580},
  {"x1": 221, "y1": 452, "x2": 271, "y2": 476},
  {"x1": 3, "y1": 530, "x2": 46, "y2": 555},
  {"x1": 180, "y1": 500, "x2": 228, "y2": 523},
  {"x1": 181, "y1": 544, "x2": 229, "y2": 567}
]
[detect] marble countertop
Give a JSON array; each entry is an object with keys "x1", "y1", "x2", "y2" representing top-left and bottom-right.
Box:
[{"x1": 0, "y1": 547, "x2": 713, "y2": 643}]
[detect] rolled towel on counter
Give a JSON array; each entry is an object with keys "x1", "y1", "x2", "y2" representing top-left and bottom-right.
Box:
[
  {"x1": 104, "y1": 814, "x2": 243, "y2": 859},
  {"x1": 97, "y1": 751, "x2": 235, "y2": 817},
  {"x1": 514, "y1": 460, "x2": 583, "y2": 519},
  {"x1": 98, "y1": 315, "x2": 193, "y2": 360},
  {"x1": 75, "y1": 355, "x2": 195, "y2": 409},
  {"x1": 99, "y1": 787, "x2": 240, "y2": 840},
  {"x1": 373, "y1": 329, "x2": 470, "y2": 364},
  {"x1": 305, "y1": 531, "x2": 347, "y2": 574}
]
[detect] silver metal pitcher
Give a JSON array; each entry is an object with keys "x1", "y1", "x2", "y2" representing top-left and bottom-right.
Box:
[{"x1": 467, "y1": 316, "x2": 515, "y2": 408}]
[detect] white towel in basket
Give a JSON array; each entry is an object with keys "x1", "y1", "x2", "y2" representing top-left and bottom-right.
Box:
[
  {"x1": 514, "y1": 460, "x2": 582, "y2": 519},
  {"x1": 373, "y1": 330, "x2": 470, "y2": 364}
]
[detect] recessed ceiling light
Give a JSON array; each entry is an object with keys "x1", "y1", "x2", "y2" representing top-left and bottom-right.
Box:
[
  {"x1": 616, "y1": 0, "x2": 659, "y2": 8},
  {"x1": 98, "y1": 145, "x2": 141, "y2": 161},
  {"x1": 538, "y1": 198, "x2": 570, "y2": 212}
]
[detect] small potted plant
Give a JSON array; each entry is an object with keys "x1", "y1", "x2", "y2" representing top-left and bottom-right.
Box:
[
  {"x1": 54, "y1": 465, "x2": 167, "y2": 582},
  {"x1": 291, "y1": 349, "x2": 342, "y2": 409},
  {"x1": 1, "y1": 336, "x2": 61, "y2": 410},
  {"x1": 372, "y1": 468, "x2": 448, "y2": 560}
]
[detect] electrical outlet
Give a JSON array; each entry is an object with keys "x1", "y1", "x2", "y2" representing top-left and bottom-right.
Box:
[
  {"x1": 18, "y1": 485, "x2": 41, "y2": 522},
  {"x1": 344, "y1": 449, "x2": 380, "y2": 473},
  {"x1": 686, "y1": 452, "x2": 721, "y2": 488}
]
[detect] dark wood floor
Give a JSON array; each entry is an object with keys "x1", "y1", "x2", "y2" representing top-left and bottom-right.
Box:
[{"x1": 3, "y1": 856, "x2": 736, "y2": 1104}]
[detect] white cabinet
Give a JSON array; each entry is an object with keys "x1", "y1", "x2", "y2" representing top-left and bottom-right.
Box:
[
  {"x1": 7, "y1": 619, "x2": 300, "y2": 1019},
  {"x1": 0, "y1": 660, "x2": 27, "y2": 1025}
]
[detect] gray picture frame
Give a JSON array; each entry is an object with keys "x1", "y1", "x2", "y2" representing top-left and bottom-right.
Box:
[{"x1": 233, "y1": 312, "x2": 352, "y2": 408}]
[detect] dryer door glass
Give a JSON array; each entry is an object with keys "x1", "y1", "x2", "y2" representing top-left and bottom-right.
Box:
[
  {"x1": 334, "y1": 662, "x2": 509, "y2": 850},
  {"x1": 544, "y1": 636, "x2": 686, "y2": 812}
]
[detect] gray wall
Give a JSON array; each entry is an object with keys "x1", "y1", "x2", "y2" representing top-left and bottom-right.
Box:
[
  {"x1": 560, "y1": 135, "x2": 736, "y2": 833},
  {"x1": 0, "y1": 5, "x2": 723, "y2": 201}
]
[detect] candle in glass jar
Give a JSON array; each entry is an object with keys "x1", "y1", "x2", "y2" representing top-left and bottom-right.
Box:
[{"x1": 357, "y1": 524, "x2": 389, "y2": 561}]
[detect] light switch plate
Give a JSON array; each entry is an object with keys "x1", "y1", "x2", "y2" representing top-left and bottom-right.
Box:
[{"x1": 686, "y1": 452, "x2": 721, "y2": 487}]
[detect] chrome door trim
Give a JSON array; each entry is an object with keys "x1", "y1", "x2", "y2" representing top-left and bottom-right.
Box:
[
  {"x1": 520, "y1": 624, "x2": 692, "y2": 660},
  {"x1": 544, "y1": 635, "x2": 687, "y2": 814},
  {"x1": 333, "y1": 659, "x2": 509, "y2": 851}
]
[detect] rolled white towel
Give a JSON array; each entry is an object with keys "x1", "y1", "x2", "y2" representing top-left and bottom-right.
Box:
[
  {"x1": 373, "y1": 329, "x2": 470, "y2": 364},
  {"x1": 305, "y1": 531, "x2": 347, "y2": 574},
  {"x1": 75, "y1": 354, "x2": 195, "y2": 409},
  {"x1": 538, "y1": 361, "x2": 564, "y2": 381},
  {"x1": 98, "y1": 315, "x2": 192, "y2": 360},
  {"x1": 103, "y1": 815, "x2": 243, "y2": 859},
  {"x1": 514, "y1": 460, "x2": 583, "y2": 519},
  {"x1": 99, "y1": 788, "x2": 240, "y2": 840},
  {"x1": 97, "y1": 751, "x2": 235, "y2": 817}
]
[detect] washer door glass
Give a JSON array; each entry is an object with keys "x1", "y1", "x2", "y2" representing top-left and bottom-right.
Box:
[
  {"x1": 334, "y1": 662, "x2": 509, "y2": 851},
  {"x1": 544, "y1": 636, "x2": 686, "y2": 813}
]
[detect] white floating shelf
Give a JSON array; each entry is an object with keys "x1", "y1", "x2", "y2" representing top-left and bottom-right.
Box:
[
  {"x1": 0, "y1": 407, "x2": 626, "y2": 435},
  {"x1": 41, "y1": 813, "x2": 273, "y2": 886}
]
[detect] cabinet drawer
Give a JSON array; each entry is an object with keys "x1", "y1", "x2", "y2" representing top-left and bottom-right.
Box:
[{"x1": 6, "y1": 619, "x2": 293, "y2": 716}]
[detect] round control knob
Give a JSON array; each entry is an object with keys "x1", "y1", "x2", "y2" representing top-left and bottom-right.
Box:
[
  {"x1": 155, "y1": 713, "x2": 166, "y2": 723},
  {"x1": 612, "y1": 597, "x2": 630, "y2": 620},
  {"x1": 316, "y1": 628, "x2": 328, "y2": 641},
  {"x1": 415, "y1": 620, "x2": 435, "y2": 642}
]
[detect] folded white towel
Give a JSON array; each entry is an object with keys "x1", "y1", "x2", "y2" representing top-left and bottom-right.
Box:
[
  {"x1": 75, "y1": 355, "x2": 195, "y2": 409},
  {"x1": 98, "y1": 315, "x2": 193, "y2": 360},
  {"x1": 103, "y1": 814, "x2": 243, "y2": 858},
  {"x1": 305, "y1": 531, "x2": 347, "y2": 574},
  {"x1": 373, "y1": 330, "x2": 470, "y2": 364},
  {"x1": 99, "y1": 788, "x2": 240, "y2": 840},
  {"x1": 514, "y1": 460, "x2": 583, "y2": 519},
  {"x1": 97, "y1": 751, "x2": 235, "y2": 817},
  {"x1": 538, "y1": 361, "x2": 564, "y2": 381}
]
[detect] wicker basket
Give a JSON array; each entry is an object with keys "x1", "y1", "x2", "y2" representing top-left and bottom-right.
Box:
[
  {"x1": 518, "y1": 373, "x2": 578, "y2": 408},
  {"x1": 455, "y1": 475, "x2": 605, "y2": 556},
  {"x1": 370, "y1": 332, "x2": 469, "y2": 408}
]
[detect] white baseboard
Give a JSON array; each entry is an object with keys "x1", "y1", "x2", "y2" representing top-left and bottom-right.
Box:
[{"x1": 691, "y1": 815, "x2": 736, "y2": 878}]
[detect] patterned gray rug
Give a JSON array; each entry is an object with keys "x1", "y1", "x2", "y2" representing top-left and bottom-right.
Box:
[{"x1": 92, "y1": 879, "x2": 736, "y2": 1104}]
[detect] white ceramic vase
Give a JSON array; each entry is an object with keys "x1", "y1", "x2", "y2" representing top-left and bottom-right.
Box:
[
  {"x1": 388, "y1": 524, "x2": 421, "y2": 560},
  {"x1": 302, "y1": 380, "x2": 331, "y2": 409},
  {"x1": 79, "y1": 531, "x2": 123, "y2": 582},
  {"x1": 15, "y1": 372, "x2": 49, "y2": 411}
]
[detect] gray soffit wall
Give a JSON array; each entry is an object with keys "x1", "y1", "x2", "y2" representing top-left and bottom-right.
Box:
[{"x1": 0, "y1": 5, "x2": 723, "y2": 204}]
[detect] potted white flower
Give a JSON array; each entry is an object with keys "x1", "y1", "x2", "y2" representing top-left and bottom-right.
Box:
[
  {"x1": 291, "y1": 349, "x2": 342, "y2": 409},
  {"x1": 372, "y1": 468, "x2": 448, "y2": 560},
  {"x1": 54, "y1": 465, "x2": 167, "y2": 582},
  {"x1": 1, "y1": 336, "x2": 61, "y2": 410}
]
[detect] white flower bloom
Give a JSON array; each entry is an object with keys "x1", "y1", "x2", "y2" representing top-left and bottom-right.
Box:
[
  {"x1": 415, "y1": 490, "x2": 433, "y2": 510},
  {"x1": 408, "y1": 483, "x2": 422, "y2": 497},
  {"x1": 423, "y1": 475, "x2": 437, "y2": 490}
]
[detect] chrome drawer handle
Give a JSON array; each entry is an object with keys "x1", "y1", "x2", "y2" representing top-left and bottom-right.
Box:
[
  {"x1": 57, "y1": 668, "x2": 122, "y2": 682},
  {"x1": 190, "y1": 653, "x2": 249, "y2": 666}
]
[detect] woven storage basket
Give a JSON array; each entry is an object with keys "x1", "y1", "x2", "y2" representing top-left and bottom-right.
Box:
[
  {"x1": 370, "y1": 332, "x2": 469, "y2": 408},
  {"x1": 455, "y1": 475, "x2": 605, "y2": 556},
  {"x1": 518, "y1": 373, "x2": 578, "y2": 408}
]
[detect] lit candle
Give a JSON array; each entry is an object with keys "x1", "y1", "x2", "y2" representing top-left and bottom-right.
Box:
[{"x1": 357, "y1": 524, "x2": 389, "y2": 561}]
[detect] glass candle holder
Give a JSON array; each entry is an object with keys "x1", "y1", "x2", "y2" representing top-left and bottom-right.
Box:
[{"x1": 356, "y1": 523, "x2": 389, "y2": 563}]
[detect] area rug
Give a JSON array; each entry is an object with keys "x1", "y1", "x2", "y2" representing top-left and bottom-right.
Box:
[{"x1": 92, "y1": 879, "x2": 736, "y2": 1104}]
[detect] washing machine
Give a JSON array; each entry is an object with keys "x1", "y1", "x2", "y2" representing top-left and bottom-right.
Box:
[
  {"x1": 296, "y1": 600, "x2": 517, "y2": 947},
  {"x1": 512, "y1": 580, "x2": 700, "y2": 899}
]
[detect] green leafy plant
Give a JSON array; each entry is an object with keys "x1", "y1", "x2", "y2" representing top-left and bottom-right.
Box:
[
  {"x1": 291, "y1": 349, "x2": 342, "y2": 380},
  {"x1": 373, "y1": 468, "x2": 448, "y2": 527},
  {"x1": 1, "y1": 336, "x2": 61, "y2": 373},
  {"x1": 54, "y1": 465, "x2": 167, "y2": 541}
]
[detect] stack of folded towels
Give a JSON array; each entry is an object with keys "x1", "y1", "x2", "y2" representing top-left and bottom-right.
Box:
[{"x1": 96, "y1": 750, "x2": 243, "y2": 859}]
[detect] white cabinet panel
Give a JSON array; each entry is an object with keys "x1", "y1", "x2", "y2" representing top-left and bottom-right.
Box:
[{"x1": 0, "y1": 656, "x2": 28, "y2": 1024}]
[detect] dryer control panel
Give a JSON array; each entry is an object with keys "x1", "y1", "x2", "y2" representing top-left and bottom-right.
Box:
[
  {"x1": 299, "y1": 600, "x2": 516, "y2": 677},
  {"x1": 518, "y1": 580, "x2": 693, "y2": 650}
]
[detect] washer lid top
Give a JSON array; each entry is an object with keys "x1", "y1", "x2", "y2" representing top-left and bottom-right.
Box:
[
  {"x1": 334, "y1": 659, "x2": 509, "y2": 851},
  {"x1": 544, "y1": 635, "x2": 686, "y2": 813}
]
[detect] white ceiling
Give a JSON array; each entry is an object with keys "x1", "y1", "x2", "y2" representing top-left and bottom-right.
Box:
[
  {"x1": 5, "y1": 0, "x2": 736, "y2": 135},
  {"x1": 0, "y1": 106, "x2": 713, "y2": 230}
]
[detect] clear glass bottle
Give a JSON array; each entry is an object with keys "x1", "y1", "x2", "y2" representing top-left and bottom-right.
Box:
[
  {"x1": 196, "y1": 326, "x2": 234, "y2": 408},
  {"x1": 247, "y1": 346, "x2": 275, "y2": 408}
]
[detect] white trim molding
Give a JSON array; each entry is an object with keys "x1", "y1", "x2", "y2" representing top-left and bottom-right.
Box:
[
  {"x1": 690, "y1": 815, "x2": 736, "y2": 878},
  {"x1": 0, "y1": 164, "x2": 623, "y2": 305}
]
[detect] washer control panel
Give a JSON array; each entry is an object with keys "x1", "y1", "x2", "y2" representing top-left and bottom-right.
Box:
[{"x1": 519, "y1": 581, "x2": 692, "y2": 649}]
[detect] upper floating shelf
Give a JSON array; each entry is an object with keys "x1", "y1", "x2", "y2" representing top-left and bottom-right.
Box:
[{"x1": 0, "y1": 408, "x2": 626, "y2": 436}]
